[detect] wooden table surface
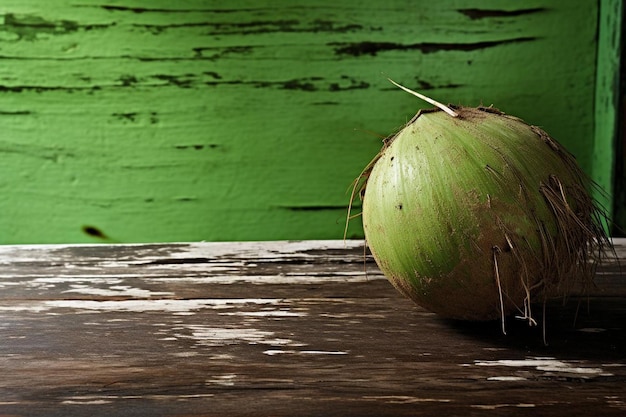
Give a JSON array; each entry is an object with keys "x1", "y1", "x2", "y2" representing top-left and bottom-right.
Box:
[{"x1": 0, "y1": 239, "x2": 625, "y2": 416}]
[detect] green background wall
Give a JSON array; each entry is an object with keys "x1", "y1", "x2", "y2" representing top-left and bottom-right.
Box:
[{"x1": 0, "y1": 1, "x2": 620, "y2": 243}]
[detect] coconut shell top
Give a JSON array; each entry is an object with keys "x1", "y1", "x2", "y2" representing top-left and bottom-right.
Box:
[{"x1": 359, "y1": 105, "x2": 609, "y2": 322}]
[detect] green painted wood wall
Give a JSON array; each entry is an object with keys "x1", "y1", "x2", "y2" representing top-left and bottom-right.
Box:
[{"x1": 0, "y1": 1, "x2": 620, "y2": 243}]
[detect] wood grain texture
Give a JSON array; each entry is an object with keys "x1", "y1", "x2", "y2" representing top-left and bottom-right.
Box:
[
  {"x1": 0, "y1": 1, "x2": 606, "y2": 243},
  {"x1": 0, "y1": 239, "x2": 625, "y2": 416},
  {"x1": 593, "y1": 0, "x2": 623, "y2": 222}
]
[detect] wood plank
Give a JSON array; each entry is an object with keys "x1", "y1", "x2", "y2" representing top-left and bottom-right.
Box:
[
  {"x1": 0, "y1": 239, "x2": 625, "y2": 416},
  {"x1": 593, "y1": 0, "x2": 623, "y2": 216},
  {"x1": 0, "y1": 1, "x2": 604, "y2": 243}
]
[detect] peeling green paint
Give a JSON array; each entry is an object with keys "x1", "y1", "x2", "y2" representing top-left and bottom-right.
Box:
[
  {"x1": 0, "y1": 1, "x2": 617, "y2": 243},
  {"x1": 2, "y1": 13, "x2": 81, "y2": 41}
]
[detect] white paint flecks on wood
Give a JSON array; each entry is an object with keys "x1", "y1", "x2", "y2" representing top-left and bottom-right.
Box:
[
  {"x1": 475, "y1": 358, "x2": 612, "y2": 378},
  {"x1": 0, "y1": 239, "x2": 625, "y2": 416}
]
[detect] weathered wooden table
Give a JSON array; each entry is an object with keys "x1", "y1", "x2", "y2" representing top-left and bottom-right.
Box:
[{"x1": 0, "y1": 240, "x2": 625, "y2": 416}]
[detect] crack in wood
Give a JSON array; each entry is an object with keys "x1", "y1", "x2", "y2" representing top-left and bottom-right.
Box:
[
  {"x1": 88, "y1": 5, "x2": 266, "y2": 14},
  {"x1": 111, "y1": 112, "x2": 138, "y2": 122},
  {"x1": 277, "y1": 205, "x2": 349, "y2": 212},
  {"x1": 118, "y1": 75, "x2": 139, "y2": 87},
  {"x1": 0, "y1": 85, "x2": 102, "y2": 93},
  {"x1": 458, "y1": 8, "x2": 548, "y2": 20},
  {"x1": 2, "y1": 13, "x2": 114, "y2": 40},
  {"x1": 0, "y1": 110, "x2": 32, "y2": 115},
  {"x1": 192, "y1": 45, "x2": 255, "y2": 61},
  {"x1": 133, "y1": 18, "x2": 365, "y2": 36},
  {"x1": 202, "y1": 76, "x2": 369, "y2": 92},
  {"x1": 330, "y1": 37, "x2": 538, "y2": 57},
  {"x1": 142, "y1": 257, "x2": 213, "y2": 265},
  {"x1": 174, "y1": 144, "x2": 220, "y2": 151},
  {"x1": 414, "y1": 80, "x2": 464, "y2": 90},
  {"x1": 152, "y1": 74, "x2": 195, "y2": 88}
]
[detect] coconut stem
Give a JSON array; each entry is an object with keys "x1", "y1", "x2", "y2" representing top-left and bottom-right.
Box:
[{"x1": 387, "y1": 78, "x2": 459, "y2": 117}]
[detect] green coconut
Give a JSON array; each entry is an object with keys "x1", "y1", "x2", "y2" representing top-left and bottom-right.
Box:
[{"x1": 352, "y1": 82, "x2": 611, "y2": 327}]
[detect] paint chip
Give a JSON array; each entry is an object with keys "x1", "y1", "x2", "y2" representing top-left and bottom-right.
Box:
[
  {"x1": 475, "y1": 357, "x2": 611, "y2": 378},
  {"x1": 487, "y1": 376, "x2": 528, "y2": 381},
  {"x1": 263, "y1": 349, "x2": 348, "y2": 356}
]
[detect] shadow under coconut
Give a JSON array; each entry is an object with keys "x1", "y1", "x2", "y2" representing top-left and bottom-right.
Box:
[{"x1": 439, "y1": 297, "x2": 626, "y2": 361}]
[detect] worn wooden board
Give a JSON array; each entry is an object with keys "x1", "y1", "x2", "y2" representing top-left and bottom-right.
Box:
[
  {"x1": 0, "y1": 239, "x2": 625, "y2": 416},
  {"x1": 0, "y1": 1, "x2": 610, "y2": 243},
  {"x1": 594, "y1": 0, "x2": 623, "y2": 222}
]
